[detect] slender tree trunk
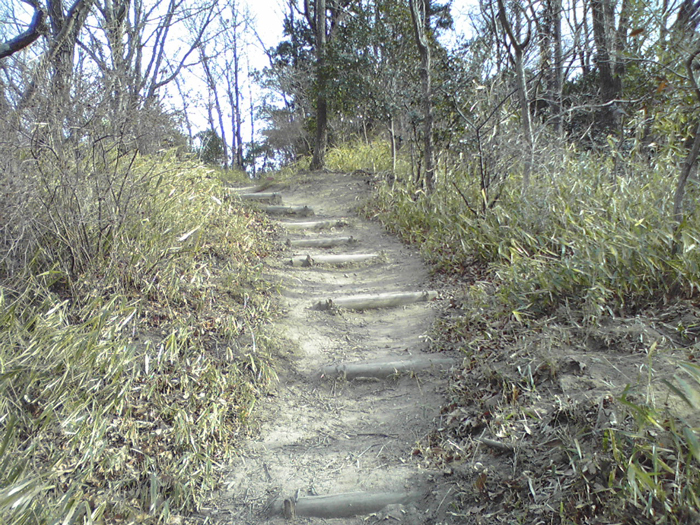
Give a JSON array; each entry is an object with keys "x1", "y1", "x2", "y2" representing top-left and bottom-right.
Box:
[
  {"x1": 614, "y1": 0, "x2": 630, "y2": 85},
  {"x1": 590, "y1": 0, "x2": 616, "y2": 126},
  {"x1": 389, "y1": 116, "x2": 397, "y2": 177},
  {"x1": 409, "y1": 0, "x2": 435, "y2": 193},
  {"x1": 514, "y1": 47, "x2": 533, "y2": 189},
  {"x1": 547, "y1": 0, "x2": 563, "y2": 135},
  {"x1": 673, "y1": 48, "x2": 700, "y2": 254},
  {"x1": 200, "y1": 50, "x2": 229, "y2": 168},
  {"x1": 248, "y1": 55, "x2": 256, "y2": 174},
  {"x1": 673, "y1": 121, "x2": 700, "y2": 226},
  {"x1": 213, "y1": 85, "x2": 229, "y2": 169},
  {"x1": 233, "y1": 32, "x2": 244, "y2": 169},
  {"x1": 225, "y1": 72, "x2": 238, "y2": 167},
  {"x1": 497, "y1": 0, "x2": 533, "y2": 191},
  {"x1": 310, "y1": 0, "x2": 328, "y2": 171}
]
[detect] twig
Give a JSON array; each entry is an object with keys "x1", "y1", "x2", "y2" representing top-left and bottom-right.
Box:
[
  {"x1": 451, "y1": 181, "x2": 478, "y2": 217},
  {"x1": 478, "y1": 437, "x2": 515, "y2": 454}
]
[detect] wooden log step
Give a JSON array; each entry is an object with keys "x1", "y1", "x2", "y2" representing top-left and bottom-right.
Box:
[
  {"x1": 321, "y1": 356, "x2": 457, "y2": 379},
  {"x1": 287, "y1": 236, "x2": 356, "y2": 248},
  {"x1": 278, "y1": 491, "x2": 420, "y2": 519},
  {"x1": 263, "y1": 205, "x2": 314, "y2": 217},
  {"x1": 316, "y1": 290, "x2": 438, "y2": 311},
  {"x1": 280, "y1": 219, "x2": 347, "y2": 230},
  {"x1": 225, "y1": 184, "x2": 258, "y2": 193},
  {"x1": 290, "y1": 253, "x2": 379, "y2": 267},
  {"x1": 239, "y1": 192, "x2": 282, "y2": 204}
]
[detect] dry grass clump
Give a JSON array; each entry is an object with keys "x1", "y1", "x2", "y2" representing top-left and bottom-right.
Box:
[
  {"x1": 0, "y1": 150, "x2": 279, "y2": 524},
  {"x1": 368, "y1": 152, "x2": 700, "y2": 320}
]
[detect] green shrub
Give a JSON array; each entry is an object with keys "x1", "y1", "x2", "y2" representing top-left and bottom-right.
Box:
[
  {"x1": 325, "y1": 139, "x2": 412, "y2": 176},
  {"x1": 367, "y1": 150, "x2": 700, "y2": 321}
]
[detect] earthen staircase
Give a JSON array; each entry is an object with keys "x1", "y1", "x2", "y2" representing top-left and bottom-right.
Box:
[{"x1": 215, "y1": 173, "x2": 457, "y2": 523}]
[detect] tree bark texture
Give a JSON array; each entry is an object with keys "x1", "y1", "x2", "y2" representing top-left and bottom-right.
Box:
[
  {"x1": 317, "y1": 290, "x2": 438, "y2": 310},
  {"x1": 539, "y1": 0, "x2": 563, "y2": 134},
  {"x1": 288, "y1": 236, "x2": 356, "y2": 247},
  {"x1": 278, "y1": 492, "x2": 421, "y2": 519},
  {"x1": 0, "y1": 8, "x2": 45, "y2": 60},
  {"x1": 672, "y1": 47, "x2": 700, "y2": 254},
  {"x1": 264, "y1": 205, "x2": 315, "y2": 217},
  {"x1": 409, "y1": 0, "x2": 435, "y2": 193},
  {"x1": 590, "y1": 0, "x2": 618, "y2": 127},
  {"x1": 279, "y1": 219, "x2": 348, "y2": 230},
  {"x1": 310, "y1": 0, "x2": 328, "y2": 170},
  {"x1": 290, "y1": 253, "x2": 379, "y2": 266},
  {"x1": 321, "y1": 356, "x2": 456, "y2": 379}
]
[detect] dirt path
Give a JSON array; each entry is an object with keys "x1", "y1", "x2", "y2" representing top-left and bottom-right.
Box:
[{"x1": 212, "y1": 171, "x2": 457, "y2": 523}]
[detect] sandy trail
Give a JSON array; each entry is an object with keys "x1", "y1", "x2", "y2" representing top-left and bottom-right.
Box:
[{"x1": 212, "y1": 171, "x2": 457, "y2": 524}]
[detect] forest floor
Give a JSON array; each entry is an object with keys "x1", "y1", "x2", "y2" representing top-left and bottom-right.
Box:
[{"x1": 205, "y1": 170, "x2": 700, "y2": 524}]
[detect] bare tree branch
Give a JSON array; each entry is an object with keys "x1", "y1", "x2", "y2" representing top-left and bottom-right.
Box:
[{"x1": 0, "y1": 7, "x2": 46, "y2": 60}]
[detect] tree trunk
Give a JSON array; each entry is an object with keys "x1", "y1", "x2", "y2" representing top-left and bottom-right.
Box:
[
  {"x1": 672, "y1": 121, "x2": 700, "y2": 229},
  {"x1": 497, "y1": 0, "x2": 533, "y2": 191},
  {"x1": 248, "y1": 56, "x2": 256, "y2": 174},
  {"x1": 232, "y1": 23, "x2": 244, "y2": 169},
  {"x1": 290, "y1": 253, "x2": 379, "y2": 267},
  {"x1": 316, "y1": 290, "x2": 438, "y2": 310},
  {"x1": 200, "y1": 50, "x2": 229, "y2": 169},
  {"x1": 22, "y1": 0, "x2": 95, "y2": 107},
  {"x1": 310, "y1": 0, "x2": 328, "y2": 171},
  {"x1": 572, "y1": 0, "x2": 591, "y2": 76},
  {"x1": 279, "y1": 218, "x2": 348, "y2": 230},
  {"x1": 672, "y1": 48, "x2": 700, "y2": 254},
  {"x1": 514, "y1": 47, "x2": 533, "y2": 188},
  {"x1": 389, "y1": 116, "x2": 397, "y2": 177},
  {"x1": 321, "y1": 356, "x2": 456, "y2": 380},
  {"x1": 239, "y1": 192, "x2": 283, "y2": 203},
  {"x1": 542, "y1": 0, "x2": 563, "y2": 135},
  {"x1": 277, "y1": 492, "x2": 421, "y2": 519},
  {"x1": 614, "y1": 0, "x2": 630, "y2": 85},
  {"x1": 264, "y1": 205, "x2": 315, "y2": 217},
  {"x1": 409, "y1": 0, "x2": 435, "y2": 193},
  {"x1": 590, "y1": 0, "x2": 617, "y2": 127},
  {"x1": 288, "y1": 236, "x2": 356, "y2": 248}
]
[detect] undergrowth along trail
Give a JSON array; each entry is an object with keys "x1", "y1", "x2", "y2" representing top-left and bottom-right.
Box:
[
  {"x1": 355, "y1": 140, "x2": 700, "y2": 524},
  {"x1": 0, "y1": 157, "x2": 278, "y2": 525}
]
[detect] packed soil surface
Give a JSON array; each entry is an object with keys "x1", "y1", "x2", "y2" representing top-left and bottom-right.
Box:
[
  {"x1": 209, "y1": 171, "x2": 460, "y2": 524},
  {"x1": 205, "y1": 170, "x2": 700, "y2": 524}
]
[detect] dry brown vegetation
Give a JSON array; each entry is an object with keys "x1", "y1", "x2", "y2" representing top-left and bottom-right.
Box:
[
  {"x1": 0, "y1": 143, "x2": 281, "y2": 523},
  {"x1": 318, "y1": 139, "x2": 700, "y2": 524}
]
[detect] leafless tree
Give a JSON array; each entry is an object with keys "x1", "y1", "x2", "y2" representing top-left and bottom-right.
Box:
[
  {"x1": 0, "y1": 2, "x2": 46, "y2": 60},
  {"x1": 496, "y1": 0, "x2": 534, "y2": 190}
]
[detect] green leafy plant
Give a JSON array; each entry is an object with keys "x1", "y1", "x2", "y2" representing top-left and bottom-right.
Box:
[{"x1": 366, "y1": 146, "x2": 700, "y2": 321}]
